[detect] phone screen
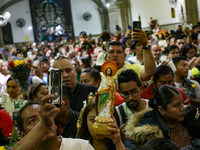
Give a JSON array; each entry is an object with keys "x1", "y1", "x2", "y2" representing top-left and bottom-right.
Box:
[{"x1": 133, "y1": 21, "x2": 141, "y2": 32}]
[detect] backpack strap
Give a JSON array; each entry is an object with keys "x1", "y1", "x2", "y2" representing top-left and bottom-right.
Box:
[
  {"x1": 118, "y1": 105, "x2": 127, "y2": 124},
  {"x1": 113, "y1": 107, "x2": 120, "y2": 127}
]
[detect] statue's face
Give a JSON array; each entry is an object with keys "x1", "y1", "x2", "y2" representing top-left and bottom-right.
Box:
[{"x1": 106, "y1": 68, "x2": 112, "y2": 76}]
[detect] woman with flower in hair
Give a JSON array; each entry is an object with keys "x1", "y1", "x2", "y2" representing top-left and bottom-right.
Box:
[{"x1": 8, "y1": 58, "x2": 32, "y2": 91}]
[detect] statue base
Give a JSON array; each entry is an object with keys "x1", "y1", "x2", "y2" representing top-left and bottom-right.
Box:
[{"x1": 92, "y1": 116, "x2": 114, "y2": 136}]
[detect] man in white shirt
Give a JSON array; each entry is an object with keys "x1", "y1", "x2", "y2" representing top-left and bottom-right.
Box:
[
  {"x1": 13, "y1": 95, "x2": 94, "y2": 150},
  {"x1": 151, "y1": 44, "x2": 162, "y2": 66}
]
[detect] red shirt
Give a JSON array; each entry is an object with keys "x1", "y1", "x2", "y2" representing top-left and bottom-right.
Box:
[
  {"x1": 141, "y1": 83, "x2": 190, "y2": 105},
  {"x1": 114, "y1": 92, "x2": 124, "y2": 106},
  {"x1": 0, "y1": 110, "x2": 14, "y2": 137}
]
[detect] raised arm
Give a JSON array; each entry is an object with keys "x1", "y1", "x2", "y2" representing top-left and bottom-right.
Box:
[
  {"x1": 105, "y1": 116, "x2": 126, "y2": 150},
  {"x1": 11, "y1": 94, "x2": 59, "y2": 150},
  {"x1": 132, "y1": 28, "x2": 156, "y2": 81}
]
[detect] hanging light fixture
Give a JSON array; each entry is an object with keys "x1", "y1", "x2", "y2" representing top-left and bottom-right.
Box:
[{"x1": 171, "y1": 5, "x2": 176, "y2": 18}]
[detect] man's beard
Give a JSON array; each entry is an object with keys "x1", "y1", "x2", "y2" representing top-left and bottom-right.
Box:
[{"x1": 126, "y1": 100, "x2": 139, "y2": 110}]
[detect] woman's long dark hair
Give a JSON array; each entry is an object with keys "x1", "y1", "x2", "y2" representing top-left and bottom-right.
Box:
[
  {"x1": 181, "y1": 43, "x2": 196, "y2": 59},
  {"x1": 149, "y1": 85, "x2": 180, "y2": 110},
  {"x1": 80, "y1": 56, "x2": 91, "y2": 69},
  {"x1": 78, "y1": 102, "x2": 96, "y2": 142}
]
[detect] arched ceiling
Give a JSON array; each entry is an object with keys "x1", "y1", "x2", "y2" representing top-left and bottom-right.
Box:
[
  {"x1": 0, "y1": 0, "x2": 23, "y2": 12},
  {"x1": 0, "y1": 0, "x2": 6, "y2": 6}
]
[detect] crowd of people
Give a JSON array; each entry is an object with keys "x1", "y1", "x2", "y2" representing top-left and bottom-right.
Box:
[{"x1": 0, "y1": 22, "x2": 200, "y2": 150}]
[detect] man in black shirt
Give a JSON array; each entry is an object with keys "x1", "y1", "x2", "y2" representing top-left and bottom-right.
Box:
[{"x1": 53, "y1": 57, "x2": 97, "y2": 112}]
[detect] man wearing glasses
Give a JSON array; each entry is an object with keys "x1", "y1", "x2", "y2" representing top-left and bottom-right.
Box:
[{"x1": 114, "y1": 69, "x2": 149, "y2": 126}]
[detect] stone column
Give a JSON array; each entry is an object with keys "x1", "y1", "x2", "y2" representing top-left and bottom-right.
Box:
[
  {"x1": 98, "y1": 7, "x2": 110, "y2": 32},
  {"x1": 0, "y1": 27, "x2": 4, "y2": 47},
  {"x1": 185, "y1": 0, "x2": 198, "y2": 24},
  {"x1": 116, "y1": 0, "x2": 132, "y2": 34}
]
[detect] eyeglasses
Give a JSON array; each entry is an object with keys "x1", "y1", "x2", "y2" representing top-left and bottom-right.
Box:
[
  {"x1": 177, "y1": 43, "x2": 184, "y2": 45},
  {"x1": 121, "y1": 88, "x2": 140, "y2": 100}
]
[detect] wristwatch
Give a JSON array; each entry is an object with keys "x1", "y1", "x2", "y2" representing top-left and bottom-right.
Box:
[{"x1": 142, "y1": 45, "x2": 151, "y2": 50}]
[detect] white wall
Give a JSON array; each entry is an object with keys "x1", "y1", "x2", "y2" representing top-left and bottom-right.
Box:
[
  {"x1": 130, "y1": 0, "x2": 185, "y2": 30},
  {"x1": 3, "y1": 0, "x2": 34, "y2": 43},
  {"x1": 108, "y1": 8, "x2": 122, "y2": 34},
  {"x1": 70, "y1": 0, "x2": 102, "y2": 37}
]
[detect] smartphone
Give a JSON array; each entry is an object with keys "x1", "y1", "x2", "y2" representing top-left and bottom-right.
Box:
[
  {"x1": 48, "y1": 68, "x2": 63, "y2": 107},
  {"x1": 133, "y1": 21, "x2": 141, "y2": 32}
]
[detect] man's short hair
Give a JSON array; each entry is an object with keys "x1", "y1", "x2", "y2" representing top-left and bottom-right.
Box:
[
  {"x1": 79, "y1": 31, "x2": 87, "y2": 37},
  {"x1": 174, "y1": 36, "x2": 184, "y2": 43},
  {"x1": 165, "y1": 45, "x2": 179, "y2": 54},
  {"x1": 172, "y1": 56, "x2": 188, "y2": 68},
  {"x1": 39, "y1": 56, "x2": 48, "y2": 65},
  {"x1": 16, "y1": 101, "x2": 40, "y2": 132},
  {"x1": 153, "y1": 65, "x2": 174, "y2": 82},
  {"x1": 118, "y1": 69, "x2": 141, "y2": 91},
  {"x1": 53, "y1": 56, "x2": 70, "y2": 68},
  {"x1": 107, "y1": 41, "x2": 126, "y2": 53},
  {"x1": 151, "y1": 43, "x2": 160, "y2": 48},
  {"x1": 193, "y1": 25, "x2": 198, "y2": 30}
]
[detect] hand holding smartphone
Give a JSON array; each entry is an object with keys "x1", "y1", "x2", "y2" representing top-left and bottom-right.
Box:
[
  {"x1": 132, "y1": 21, "x2": 148, "y2": 46},
  {"x1": 48, "y1": 68, "x2": 63, "y2": 107},
  {"x1": 133, "y1": 21, "x2": 141, "y2": 32}
]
